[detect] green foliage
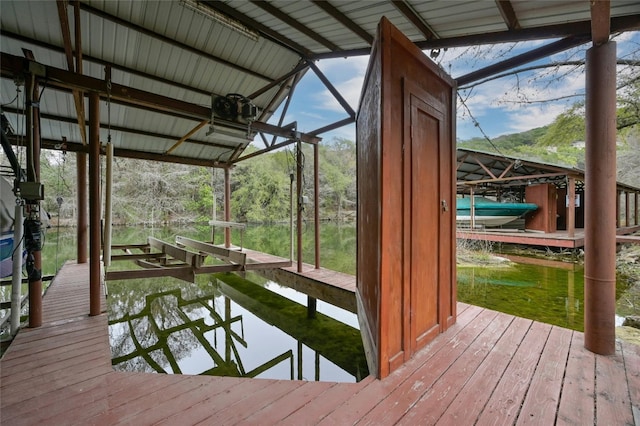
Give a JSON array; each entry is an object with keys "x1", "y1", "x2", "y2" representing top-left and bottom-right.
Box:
[{"x1": 537, "y1": 104, "x2": 585, "y2": 147}]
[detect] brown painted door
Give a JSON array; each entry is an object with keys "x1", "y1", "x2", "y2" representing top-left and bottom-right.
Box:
[
  {"x1": 405, "y1": 86, "x2": 447, "y2": 353},
  {"x1": 357, "y1": 17, "x2": 455, "y2": 378}
]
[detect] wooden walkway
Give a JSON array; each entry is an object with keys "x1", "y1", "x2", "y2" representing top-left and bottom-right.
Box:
[
  {"x1": 1, "y1": 262, "x2": 639, "y2": 425},
  {"x1": 458, "y1": 225, "x2": 640, "y2": 249}
]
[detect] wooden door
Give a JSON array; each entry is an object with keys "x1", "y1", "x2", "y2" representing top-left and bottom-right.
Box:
[
  {"x1": 356, "y1": 17, "x2": 456, "y2": 379},
  {"x1": 406, "y1": 85, "x2": 447, "y2": 353}
]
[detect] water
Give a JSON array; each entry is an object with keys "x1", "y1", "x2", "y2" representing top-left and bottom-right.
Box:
[{"x1": 3, "y1": 223, "x2": 637, "y2": 376}]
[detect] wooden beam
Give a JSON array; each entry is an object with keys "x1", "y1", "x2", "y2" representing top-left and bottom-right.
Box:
[
  {"x1": 590, "y1": 0, "x2": 611, "y2": 46},
  {"x1": 165, "y1": 120, "x2": 209, "y2": 155},
  {"x1": 175, "y1": 236, "x2": 247, "y2": 266},
  {"x1": 106, "y1": 266, "x2": 195, "y2": 282},
  {"x1": 148, "y1": 237, "x2": 205, "y2": 268},
  {"x1": 457, "y1": 171, "x2": 567, "y2": 186}
]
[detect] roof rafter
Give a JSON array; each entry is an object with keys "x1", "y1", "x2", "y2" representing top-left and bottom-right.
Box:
[
  {"x1": 77, "y1": 2, "x2": 274, "y2": 83},
  {"x1": 392, "y1": 0, "x2": 438, "y2": 40},
  {"x1": 495, "y1": 0, "x2": 521, "y2": 30},
  {"x1": 56, "y1": 0, "x2": 87, "y2": 145},
  {"x1": 251, "y1": 1, "x2": 340, "y2": 51},
  {"x1": 311, "y1": 14, "x2": 640, "y2": 60},
  {"x1": 1, "y1": 52, "x2": 321, "y2": 145},
  {"x1": 312, "y1": 0, "x2": 374, "y2": 45},
  {"x1": 201, "y1": 0, "x2": 313, "y2": 58}
]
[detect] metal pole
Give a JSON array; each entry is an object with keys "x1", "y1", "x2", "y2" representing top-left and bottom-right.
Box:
[
  {"x1": 224, "y1": 167, "x2": 231, "y2": 248},
  {"x1": 89, "y1": 92, "x2": 101, "y2": 316},
  {"x1": 584, "y1": 41, "x2": 616, "y2": 355},
  {"x1": 296, "y1": 141, "x2": 303, "y2": 273},
  {"x1": 625, "y1": 191, "x2": 630, "y2": 227},
  {"x1": 103, "y1": 143, "x2": 113, "y2": 267},
  {"x1": 635, "y1": 192, "x2": 639, "y2": 226},
  {"x1": 10, "y1": 204, "x2": 24, "y2": 336},
  {"x1": 314, "y1": 143, "x2": 320, "y2": 269},
  {"x1": 77, "y1": 151, "x2": 88, "y2": 263},
  {"x1": 211, "y1": 168, "x2": 216, "y2": 242}
]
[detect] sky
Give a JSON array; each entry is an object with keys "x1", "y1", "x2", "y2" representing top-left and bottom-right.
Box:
[{"x1": 268, "y1": 31, "x2": 640, "y2": 146}]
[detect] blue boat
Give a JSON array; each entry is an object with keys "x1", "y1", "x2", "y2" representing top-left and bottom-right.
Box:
[{"x1": 456, "y1": 196, "x2": 538, "y2": 227}]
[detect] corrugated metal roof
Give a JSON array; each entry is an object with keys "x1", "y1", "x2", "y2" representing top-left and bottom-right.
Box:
[{"x1": 1, "y1": 1, "x2": 639, "y2": 167}]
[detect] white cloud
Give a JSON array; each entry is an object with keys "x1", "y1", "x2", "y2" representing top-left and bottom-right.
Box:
[{"x1": 505, "y1": 103, "x2": 567, "y2": 133}]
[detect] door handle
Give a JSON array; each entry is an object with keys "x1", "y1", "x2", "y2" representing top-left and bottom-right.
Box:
[{"x1": 441, "y1": 199, "x2": 448, "y2": 212}]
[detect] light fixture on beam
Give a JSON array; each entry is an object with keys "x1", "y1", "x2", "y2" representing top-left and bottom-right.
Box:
[{"x1": 179, "y1": 0, "x2": 259, "y2": 42}]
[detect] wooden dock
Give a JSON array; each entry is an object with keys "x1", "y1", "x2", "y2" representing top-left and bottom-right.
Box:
[
  {"x1": 1, "y1": 262, "x2": 639, "y2": 425},
  {"x1": 458, "y1": 225, "x2": 640, "y2": 249}
]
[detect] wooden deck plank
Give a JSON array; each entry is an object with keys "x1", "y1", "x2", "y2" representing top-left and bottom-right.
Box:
[
  {"x1": 238, "y1": 380, "x2": 335, "y2": 424},
  {"x1": 193, "y1": 380, "x2": 309, "y2": 425},
  {"x1": 476, "y1": 321, "x2": 552, "y2": 425},
  {"x1": 437, "y1": 316, "x2": 532, "y2": 425},
  {"x1": 110, "y1": 376, "x2": 245, "y2": 424},
  {"x1": 556, "y1": 332, "x2": 595, "y2": 425},
  {"x1": 622, "y1": 341, "x2": 640, "y2": 421},
  {"x1": 394, "y1": 312, "x2": 516, "y2": 425},
  {"x1": 515, "y1": 326, "x2": 572, "y2": 425},
  {"x1": 319, "y1": 307, "x2": 494, "y2": 425},
  {"x1": 595, "y1": 341, "x2": 635, "y2": 426},
  {"x1": 2, "y1": 261, "x2": 639, "y2": 426}
]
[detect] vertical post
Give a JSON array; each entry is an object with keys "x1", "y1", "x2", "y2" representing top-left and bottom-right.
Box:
[
  {"x1": 289, "y1": 172, "x2": 294, "y2": 262},
  {"x1": 77, "y1": 151, "x2": 88, "y2": 263},
  {"x1": 103, "y1": 143, "x2": 113, "y2": 266},
  {"x1": 313, "y1": 143, "x2": 320, "y2": 269},
  {"x1": 224, "y1": 166, "x2": 231, "y2": 248},
  {"x1": 584, "y1": 41, "x2": 616, "y2": 355},
  {"x1": 296, "y1": 141, "x2": 303, "y2": 273},
  {"x1": 616, "y1": 190, "x2": 620, "y2": 228},
  {"x1": 26, "y1": 75, "x2": 42, "y2": 328},
  {"x1": 567, "y1": 177, "x2": 576, "y2": 238},
  {"x1": 625, "y1": 191, "x2": 630, "y2": 227},
  {"x1": 470, "y1": 186, "x2": 475, "y2": 229},
  {"x1": 635, "y1": 192, "x2": 639, "y2": 226},
  {"x1": 211, "y1": 168, "x2": 216, "y2": 242},
  {"x1": 89, "y1": 92, "x2": 101, "y2": 316},
  {"x1": 10, "y1": 204, "x2": 24, "y2": 336}
]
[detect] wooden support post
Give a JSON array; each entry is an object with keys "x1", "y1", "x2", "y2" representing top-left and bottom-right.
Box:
[
  {"x1": 636, "y1": 192, "x2": 639, "y2": 226},
  {"x1": 26, "y1": 75, "x2": 42, "y2": 328},
  {"x1": 307, "y1": 296, "x2": 317, "y2": 319},
  {"x1": 296, "y1": 140, "x2": 303, "y2": 273},
  {"x1": 77, "y1": 151, "x2": 88, "y2": 263},
  {"x1": 567, "y1": 177, "x2": 576, "y2": 238},
  {"x1": 584, "y1": 41, "x2": 616, "y2": 355},
  {"x1": 616, "y1": 190, "x2": 621, "y2": 227},
  {"x1": 224, "y1": 167, "x2": 231, "y2": 248},
  {"x1": 625, "y1": 191, "x2": 630, "y2": 227},
  {"x1": 89, "y1": 92, "x2": 101, "y2": 316},
  {"x1": 314, "y1": 143, "x2": 320, "y2": 269}
]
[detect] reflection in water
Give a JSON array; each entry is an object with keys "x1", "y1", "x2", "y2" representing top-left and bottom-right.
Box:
[{"x1": 107, "y1": 273, "x2": 368, "y2": 382}]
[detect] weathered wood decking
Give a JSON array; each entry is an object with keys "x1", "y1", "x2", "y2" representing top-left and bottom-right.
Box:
[{"x1": 1, "y1": 262, "x2": 639, "y2": 425}]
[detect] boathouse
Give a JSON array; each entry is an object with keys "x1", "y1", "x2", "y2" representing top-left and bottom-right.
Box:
[
  {"x1": 456, "y1": 148, "x2": 640, "y2": 248},
  {"x1": 1, "y1": 1, "x2": 639, "y2": 423}
]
